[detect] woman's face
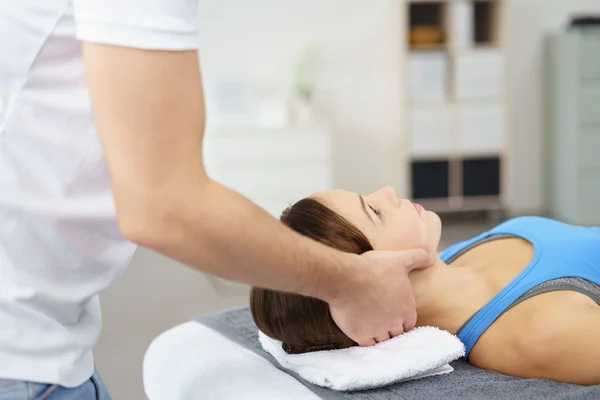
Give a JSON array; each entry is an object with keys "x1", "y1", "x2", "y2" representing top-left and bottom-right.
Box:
[{"x1": 312, "y1": 186, "x2": 442, "y2": 253}]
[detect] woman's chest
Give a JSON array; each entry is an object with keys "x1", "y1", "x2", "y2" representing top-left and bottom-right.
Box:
[
  {"x1": 466, "y1": 291, "x2": 598, "y2": 380},
  {"x1": 450, "y1": 238, "x2": 535, "y2": 305}
]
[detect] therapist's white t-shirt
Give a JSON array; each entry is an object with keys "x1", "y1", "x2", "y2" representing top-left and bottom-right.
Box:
[{"x1": 0, "y1": 0, "x2": 199, "y2": 388}]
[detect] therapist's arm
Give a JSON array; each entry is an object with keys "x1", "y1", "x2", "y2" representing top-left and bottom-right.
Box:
[{"x1": 82, "y1": 44, "x2": 432, "y2": 346}]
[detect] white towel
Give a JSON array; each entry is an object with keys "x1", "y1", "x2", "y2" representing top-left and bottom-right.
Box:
[{"x1": 258, "y1": 327, "x2": 465, "y2": 391}]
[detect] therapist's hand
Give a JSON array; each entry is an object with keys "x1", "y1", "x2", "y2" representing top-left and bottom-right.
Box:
[{"x1": 328, "y1": 249, "x2": 434, "y2": 347}]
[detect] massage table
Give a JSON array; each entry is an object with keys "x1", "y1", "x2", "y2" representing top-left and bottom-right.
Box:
[{"x1": 143, "y1": 307, "x2": 600, "y2": 400}]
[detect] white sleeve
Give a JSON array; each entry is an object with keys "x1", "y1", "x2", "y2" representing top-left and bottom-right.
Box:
[{"x1": 72, "y1": 0, "x2": 200, "y2": 50}]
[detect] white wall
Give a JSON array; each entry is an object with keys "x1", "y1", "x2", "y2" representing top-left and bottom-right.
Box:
[
  {"x1": 198, "y1": 0, "x2": 408, "y2": 196},
  {"x1": 504, "y1": 0, "x2": 600, "y2": 214},
  {"x1": 197, "y1": 0, "x2": 600, "y2": 213}
]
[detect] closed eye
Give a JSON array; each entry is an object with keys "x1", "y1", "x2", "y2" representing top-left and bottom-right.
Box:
[{"x1": 369, "y1": 205, "x2": 381, "y2": 219}]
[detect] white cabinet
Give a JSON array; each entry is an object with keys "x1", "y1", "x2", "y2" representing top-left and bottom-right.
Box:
[{"x1": 545, "y1": 31, "x2": 600, "y2": 225}]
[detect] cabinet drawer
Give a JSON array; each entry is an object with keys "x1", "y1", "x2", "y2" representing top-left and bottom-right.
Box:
[
  {"x1": 579, "y1": 174, "x2": 600, "y2": 223},
  {"x1": 579, "y1": 87, "x2": 600, "y2": 125},
  {"x1": 579, "y1": 127, "x2": 600, "y2": 169},
  {"x1": 580, "y1": 34, "x2": 600, "y2": 81},
  {"x1": 462, "y1": 157, "x2": 501, "y2": 197},
  {"x1": 411, "y1": 160, "x2": 450, "y2": 199}
]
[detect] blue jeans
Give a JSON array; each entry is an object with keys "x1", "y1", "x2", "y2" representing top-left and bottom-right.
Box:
[{"x1": 0, "y1": 371, "x2": 110, "y2": 400}]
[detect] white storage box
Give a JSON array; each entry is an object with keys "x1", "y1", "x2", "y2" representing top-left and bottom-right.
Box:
[
  {"x1": 457, "y1": 104, "x2": 503, "y2": 153},
  {"x1": 410, "y1": 107, "x2": 455, "y2": 156},
  {"x1": 455, "y1": 50, "x2": 502, "y2": 99},
  {"x1": 407, "y1": 53, "x2": 448, "y2": 103}
]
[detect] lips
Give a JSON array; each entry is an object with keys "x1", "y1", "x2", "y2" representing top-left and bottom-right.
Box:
[{"x1": 413, "y1": 202, "x2": 424, "y2": 215}]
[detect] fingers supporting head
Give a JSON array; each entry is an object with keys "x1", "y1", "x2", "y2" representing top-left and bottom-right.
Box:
[
  {"x1": 359, "y1": 337, "x2": 378, "y2": 347},
  {"x1": 389, "y1": 327, "x2": 405, "y2": 338},
  {"x1": 403, "y1": 310, "x2": 417, "y2": 332},
  {"x1": 374, "y1": 332, "x2": 391, "y2": 343},
  {"x1": 403, "y1": 249, "x2": 436, "y2": 271}
]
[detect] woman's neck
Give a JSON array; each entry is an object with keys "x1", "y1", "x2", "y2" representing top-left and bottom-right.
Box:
[{"x1": 408, "y1": 257, "x2": 479, "y2": 334}]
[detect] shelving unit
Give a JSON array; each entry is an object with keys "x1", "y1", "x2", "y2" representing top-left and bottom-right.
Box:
[{"x1": 404, "y1": 0, "x2": 506, "y2": 214}]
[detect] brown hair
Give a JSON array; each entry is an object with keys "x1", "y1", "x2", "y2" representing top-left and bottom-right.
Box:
[{"x1": 250, "y1": 198, "x2": 374, "y2": 354}]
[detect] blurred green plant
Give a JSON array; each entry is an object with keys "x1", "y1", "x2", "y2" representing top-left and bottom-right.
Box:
[{"x1": 293, "y1": 44, "x2": 321, "y2": 104}]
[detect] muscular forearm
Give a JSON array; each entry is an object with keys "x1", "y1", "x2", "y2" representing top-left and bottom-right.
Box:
[
  {"x1": 83, "y1": 41, "x2": 432, "y2": 347},
  {"x1": 82, "y1": 43, "x2": 359, "y2": 302},
  {"x1": 123, "y1": 177, "x2": 359, "y2": 302}
]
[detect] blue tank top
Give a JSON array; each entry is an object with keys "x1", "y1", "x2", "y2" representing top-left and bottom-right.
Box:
[{"x1": 440, "y1": 216, "x2": 600, "y2": 358}]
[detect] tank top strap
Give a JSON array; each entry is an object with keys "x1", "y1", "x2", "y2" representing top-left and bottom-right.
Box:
[
  {"x1": 440, "y1": 231, "x2": 491, "y2": 264},
  {"x1": 440, "y1": 217, "x2": 546, "y2": 358}
]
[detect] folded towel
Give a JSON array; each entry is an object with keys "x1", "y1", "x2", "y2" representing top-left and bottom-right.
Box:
[{"x1": 258, "y1": 326, "x2": 466, "y2": 391}]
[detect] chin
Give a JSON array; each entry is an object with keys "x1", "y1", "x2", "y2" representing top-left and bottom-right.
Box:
[
  {"x1": 425, "y1": 211, "x2": 443, "y2": 250},
  {"x1": 424, "y1": 209, "x2": 441, "y2": 224}
]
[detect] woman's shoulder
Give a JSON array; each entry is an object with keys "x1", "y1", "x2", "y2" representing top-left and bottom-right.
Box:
[
  {"x1": 492, "y1": 215, "x2": 565, "y2": 230},
  {"x1": 469, "y1": 290, "x2": 600, "y2": 384},
  {"x1": 440, "y1": 216, "x2": 588, "y2": 262},
  {"x1": 493, "y1": 215, "x2": 594, "y2": 233}
]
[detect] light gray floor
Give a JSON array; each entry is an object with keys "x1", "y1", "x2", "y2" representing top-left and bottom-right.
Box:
[{"x1": 94, "y1": 218, "x2": 498, "y2": 399}]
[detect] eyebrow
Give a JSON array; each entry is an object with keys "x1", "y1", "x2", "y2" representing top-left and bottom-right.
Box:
[{"x1": 358, "y1": 195, "x2": 375, "y2": 225}]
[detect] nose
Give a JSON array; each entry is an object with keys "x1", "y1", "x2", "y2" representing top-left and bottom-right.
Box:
[
  {"x1": 382, "y1": 186, "x2": 397, "y2": 201},
  {"x1": 368, "y1": 186, "x2": 398, "y2": 204}
]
